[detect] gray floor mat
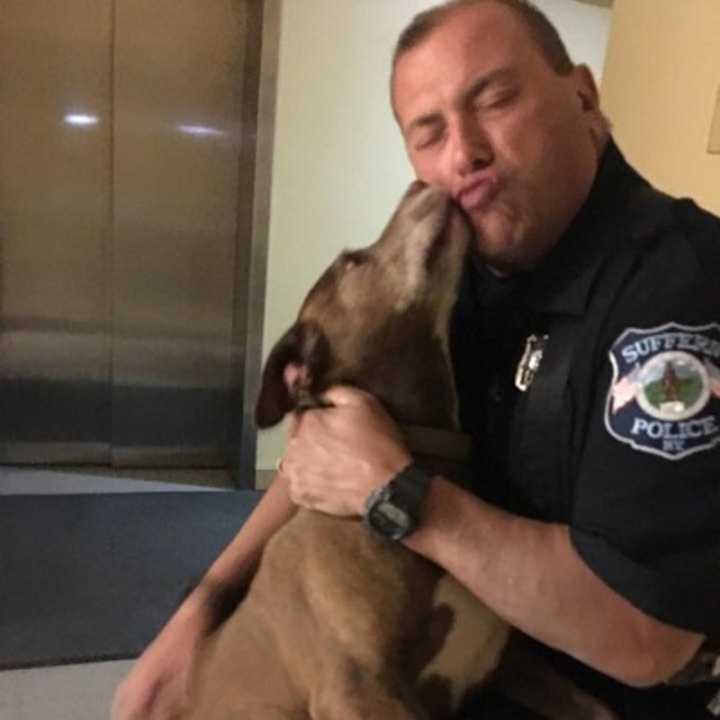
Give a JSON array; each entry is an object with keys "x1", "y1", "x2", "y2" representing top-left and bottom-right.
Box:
[{"x1": 0, "y1": 490, "x2": 261, "y2": 669}]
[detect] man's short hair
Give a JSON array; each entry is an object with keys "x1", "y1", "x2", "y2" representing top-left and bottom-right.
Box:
[{"x1": 392, "y1": 0, "x2": 575, "y2": 80}]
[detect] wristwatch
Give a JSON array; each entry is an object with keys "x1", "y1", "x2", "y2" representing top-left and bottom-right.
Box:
[{"x1": 363, "y1": 462, "x2": 431, "y2": 541}]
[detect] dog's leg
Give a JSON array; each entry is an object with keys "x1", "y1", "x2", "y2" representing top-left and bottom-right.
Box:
[
  {"x1": 311, "y1": 685, "x2": 425, "y2": 720},
  {"x1": 185, "y1": 696, "x2": 309, "y2": 720},
  {"x1": 309, "y1": 657, "x2": 428, "y2": 720},
  {"x1": 211, "y1": 704, "x2": 309, "y2": 720},
  {"x1": 186, "y1": 606, "x2": 308, "y2": 720}
]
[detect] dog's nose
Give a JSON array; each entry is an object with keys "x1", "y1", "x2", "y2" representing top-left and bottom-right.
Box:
[{"x1": 406, "y1": 180, "x2": 427, "y2": 196}]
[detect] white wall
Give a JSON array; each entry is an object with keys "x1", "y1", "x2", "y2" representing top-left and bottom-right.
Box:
[
  {"x1": 256, "y1": 0, "x2": 612, "y2": 473},
  {"x1": 535, "y1": 0, "x2": 611, "y2": 80}
]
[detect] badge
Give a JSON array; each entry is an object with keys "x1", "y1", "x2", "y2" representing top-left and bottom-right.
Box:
[
  {"x1": 605, "y1": 322, "x2": 720, "y2": 460},
  {"x1": 708, "y1": 688, "x2": 720, "y2": 718},
  {"x1": 515, "y1": 334, "x2": 548, "y2": 392}
]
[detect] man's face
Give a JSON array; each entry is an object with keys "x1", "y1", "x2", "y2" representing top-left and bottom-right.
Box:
[{"x1": 392, "y1": 2, "x2": 605, "y2": 274}]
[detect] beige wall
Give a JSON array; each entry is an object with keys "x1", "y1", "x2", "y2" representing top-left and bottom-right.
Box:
[
  {"x1": 256, "y1": 0, "x2": 613, "y2": 474},
  {"x1": 601, "y1": 0, "x2": 720, "y2": 215}
]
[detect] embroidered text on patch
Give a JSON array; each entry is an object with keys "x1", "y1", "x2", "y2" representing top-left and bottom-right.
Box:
[{"x1": 605, "y1": 322, "x2": 720, "y2": 460}]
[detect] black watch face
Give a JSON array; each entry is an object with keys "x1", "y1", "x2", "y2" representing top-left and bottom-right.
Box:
[{"x1": 369, "y1": 500, "x2": 412, "y2": 540}]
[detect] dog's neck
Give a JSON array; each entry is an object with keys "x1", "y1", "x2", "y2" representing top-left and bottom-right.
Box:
[{"x1": 400, "y1": 424, "x2": 473, "y2": 464}]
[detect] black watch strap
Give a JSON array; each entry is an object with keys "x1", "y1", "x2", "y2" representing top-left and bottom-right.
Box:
[
  {"x1": 392, "y1": 462, "x2": 432, "y2": 510},
  {"x1": 363, "y1": 462, "x2": 431, "y2": 541}
]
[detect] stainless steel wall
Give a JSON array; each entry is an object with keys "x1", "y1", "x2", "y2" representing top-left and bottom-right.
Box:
[{"x1": 0, "y1": 0, "x2": 261, "y2": 476}]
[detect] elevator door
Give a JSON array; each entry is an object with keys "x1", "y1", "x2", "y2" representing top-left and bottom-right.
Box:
[{"x1": 0, "y1": 0, "x2": 255, "y2": 474}]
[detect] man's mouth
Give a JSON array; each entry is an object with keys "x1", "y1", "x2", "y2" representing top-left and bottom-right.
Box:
[{"x1": 456, "y1": 176, "x2": 498, "y2": 213}]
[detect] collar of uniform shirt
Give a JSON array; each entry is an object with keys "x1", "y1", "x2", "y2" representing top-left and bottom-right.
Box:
[{"x1": 511, "y1": 138, "x2": 640, "y2": 318}]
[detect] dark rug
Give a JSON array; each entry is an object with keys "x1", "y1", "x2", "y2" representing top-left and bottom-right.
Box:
[{"x1": 0, "y1": 490, "x2": 262, "y2": 669}]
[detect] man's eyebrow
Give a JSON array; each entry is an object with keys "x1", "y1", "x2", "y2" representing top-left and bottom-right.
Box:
[
  {"x1": 403, "y1": 112, "x2": 443, "y2": 138},
  {"x1": 464, "y1": 67, "x2": 518, "y2": 101},
  {"x1": 403, "y1": 67, "x2": 519, "y2": 137}
]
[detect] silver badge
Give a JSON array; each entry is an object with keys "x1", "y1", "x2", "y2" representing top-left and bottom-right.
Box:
[
  {"x1": 515, "y1": 334, "x2": 548, "y2": 392},
  {"x1": 708, "y1": 688, "x2": 720, "y2": 717}
]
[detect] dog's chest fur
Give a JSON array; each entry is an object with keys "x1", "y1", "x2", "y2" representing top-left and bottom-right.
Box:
[{"x1": 221, "y1": 508, "x2": 509, "y2": 716}]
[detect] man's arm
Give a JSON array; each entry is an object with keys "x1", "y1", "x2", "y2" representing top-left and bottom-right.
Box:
[
  {"x1": 404, "y1": 475, "x2": 704, "y2": 687},
  {"x1": 112, "y1": 472, "x2": 296, "y2": 720},
  {"x1": 282, "y1": 385, "x2": 705, "y2": 688}
]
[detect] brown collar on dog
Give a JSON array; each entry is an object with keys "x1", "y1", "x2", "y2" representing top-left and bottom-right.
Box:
[{"x1": 400, "y1": 425, "x2": 474, "y2": 463}]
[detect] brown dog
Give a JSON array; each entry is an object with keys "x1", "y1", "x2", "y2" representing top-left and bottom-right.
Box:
[{"x1": 184, "y1": 183, "x2": 615, "y2": 720}]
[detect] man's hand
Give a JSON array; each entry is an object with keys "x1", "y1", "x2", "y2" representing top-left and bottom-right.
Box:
[
  {"x1": 279, "y1": 385, "x2": 412, "y2": 517},
  {"x1": 111, "y1": 598, "x2": 212, "y2": 720},
  {"x1": 111, "y1": 439, "x2": 298, "y2": 719}
]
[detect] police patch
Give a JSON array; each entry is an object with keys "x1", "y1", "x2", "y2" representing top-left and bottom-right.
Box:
[{"x1": 605, "y1": 322, "x2": 720, "y2": 460}]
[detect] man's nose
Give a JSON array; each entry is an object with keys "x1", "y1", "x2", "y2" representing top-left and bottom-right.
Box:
[{"x1": 450, "y1": 113, "x2": 493, "y2": 175}]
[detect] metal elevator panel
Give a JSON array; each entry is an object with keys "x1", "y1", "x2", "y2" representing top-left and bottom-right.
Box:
[
  {"x1": 0, "y1": 0, "x2": 114, "y2": 464},
  {"x1": 0, "y1": 1, "x2": 257, "y2": 474},
  {"x1": 111, "y1": 1, "x2": 247, "y2": 467}
]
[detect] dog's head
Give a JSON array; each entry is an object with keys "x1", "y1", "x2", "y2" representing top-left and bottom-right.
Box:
[{"x1": 256, "y1": 182, "x2": 472, "y2": 429}]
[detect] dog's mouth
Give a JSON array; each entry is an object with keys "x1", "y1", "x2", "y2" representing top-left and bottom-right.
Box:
[
  {"x1": 424, "y1": 206, "x2": 450, "y2": 272},
  {"x1": 424, "y1": 201, "x2": 469, "y2": 273},
  {"x1": 403, "y1": 184, "x2": 471, "y2": 275}
]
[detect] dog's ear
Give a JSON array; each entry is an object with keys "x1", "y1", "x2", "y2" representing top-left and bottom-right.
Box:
[{"x1": 255, "y1": 321, "x2": 330, "y2": 428}]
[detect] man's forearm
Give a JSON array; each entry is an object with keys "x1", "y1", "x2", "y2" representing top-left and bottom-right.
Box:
[{"x1": 403, "y1": 476, "x2": 704, "y2": 686}]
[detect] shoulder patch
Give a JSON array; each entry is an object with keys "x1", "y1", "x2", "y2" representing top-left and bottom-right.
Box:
[{"x1": 604, "y1": 322, "x2": 720, "y2": 460}]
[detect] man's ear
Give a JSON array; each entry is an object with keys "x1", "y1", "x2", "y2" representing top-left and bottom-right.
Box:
[
  {"x1": 574, "y1": 64, "x2": 600, "y2": 111},
  {"x1": 254, "y1": 321, "x2": 330, "y2": 428},
  {"x1": 574, "y1": 64, "x2": 608, "y2": 150}
]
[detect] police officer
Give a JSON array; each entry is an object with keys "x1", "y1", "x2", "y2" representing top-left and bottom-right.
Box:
[{"x1": 113, "y1": 1, "x2": 719, "y2": 718}]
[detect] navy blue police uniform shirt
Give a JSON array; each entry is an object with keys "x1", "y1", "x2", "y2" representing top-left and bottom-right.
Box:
[{"x1": 450, "y1": 139, "x2": 720, "y2": 718}]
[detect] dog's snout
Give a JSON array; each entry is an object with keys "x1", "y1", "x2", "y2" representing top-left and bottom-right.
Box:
[
  {"x1": 408, "y1": 184, "x2": 450, "y2": 223},
  {"x1": 406, "y1": 180, "x2": 427, "y2": 196}
]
